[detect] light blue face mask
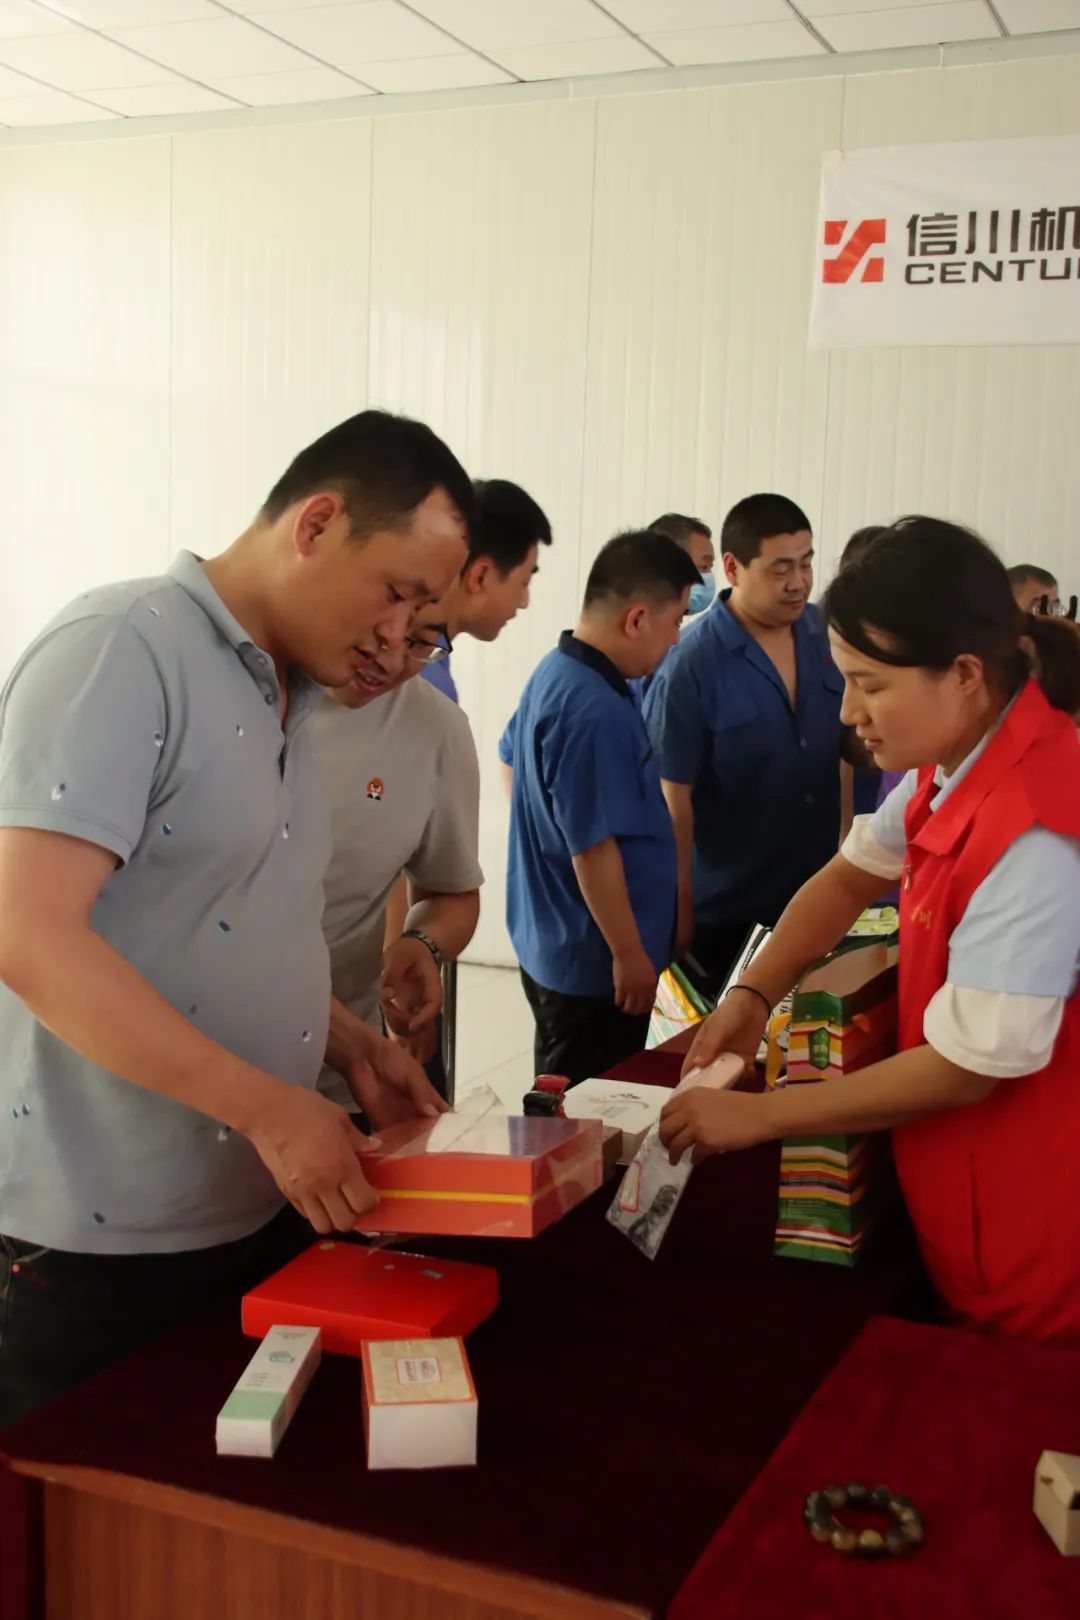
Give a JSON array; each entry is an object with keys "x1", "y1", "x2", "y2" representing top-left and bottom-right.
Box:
[{"x1": 687, "y1": 571, "x2": 716, "y2": 616}]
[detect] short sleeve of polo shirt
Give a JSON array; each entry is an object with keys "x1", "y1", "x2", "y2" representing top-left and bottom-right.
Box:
[
  {"x1": 542, "y1": 704, "x2": 656, "y2": 857},
  {"x1": 0, "y1": 614, "x2": 166, "y2": 865},
  {"x1": 498, "y1": 710, "x2": 517, "y2": 766},
  {"x1": 642, "y1": 649, "x2": 707, "y2": 786},
  {"x1": 406, "y1": 700, "x2": 484, "y2": 895}
]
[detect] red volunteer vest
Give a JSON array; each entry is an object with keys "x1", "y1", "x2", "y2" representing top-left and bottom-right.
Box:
[{"x1": 894, "y1": 680, "x2": 1080, "y2": 1346}]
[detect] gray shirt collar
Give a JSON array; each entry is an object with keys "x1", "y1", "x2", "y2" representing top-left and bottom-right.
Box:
[{"x1": 167, "y1": 550, "x2": 321, "y2": 721}]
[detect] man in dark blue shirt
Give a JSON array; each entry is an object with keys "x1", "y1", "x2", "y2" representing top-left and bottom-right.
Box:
[
  {"x1": 420, "y1": 479, "x2": 553, "y2": 706},
  {"x1": 501, "y1": 532, "x2": 700, "y2": 1084},
  {"x1": 644, "y1": 494, "x2": 847, "y2": 986}
]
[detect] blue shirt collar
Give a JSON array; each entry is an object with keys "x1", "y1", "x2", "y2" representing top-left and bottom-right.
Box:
[
  {"x1": 705, "y1": 588, "x2": 823, "y2": 653},
  {"x1": 557, "y1": 631, "x2": 631, "y2": 700}
]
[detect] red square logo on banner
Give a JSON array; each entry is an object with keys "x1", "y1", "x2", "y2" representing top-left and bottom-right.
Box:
[{"x1": 822, "y1": 218, "x2": 887, "y2": 283}]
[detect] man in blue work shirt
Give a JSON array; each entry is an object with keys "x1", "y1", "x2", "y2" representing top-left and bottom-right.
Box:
[
  {"x1": 419, "y1": 479, "x2": 552, "y2": 705},
  {"x1": 644, "y1": 493, "x2": 848, "y2": 988},
  {"x1": 502, "y1": 531, "x2": 700, "y2": 1084}
]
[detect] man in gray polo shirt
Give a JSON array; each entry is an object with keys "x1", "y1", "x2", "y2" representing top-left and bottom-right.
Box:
[
  {"x1": 0, "y1": 409, "x2": 471, "y2": 1425},
  {"x1": 318, "y1": 479, "x2": 553, "y2": 1092},
  {"x1": 316, "y1": 608, "x2": 483, "y2": 1101}
]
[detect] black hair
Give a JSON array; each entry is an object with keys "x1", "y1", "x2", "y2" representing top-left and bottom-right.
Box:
[
  {"x1": 649, "y1": 513, "x2": 713, "y2": 550},
  {"x1": 583, "y1": 530, "x2": 702, "y2": 613},
  {"x1": 721, "y1": 494, "x2": 812, "y2": 565},
  {"x1": 262, "y1": 409, "x2": 474, "y2": 542},
  {"x1": 472, "y1": 479, "x2": 552, "y2": 573},
  {"x1": 823, "y1": 516, "x2": 1080, "y2": 715},
  {"x1": 839, "y1": 525, "x2": 887, "y2": 571},
  {"x1": 1006, "y1": 563, "x2": 1058, "y2": 591}
]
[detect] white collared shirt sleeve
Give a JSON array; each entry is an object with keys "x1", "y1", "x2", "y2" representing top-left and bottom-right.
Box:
[
  {"x1": 923, "y1": 985, "x2": 1065, "y2": 1078},
  {"x1": 841, "y1": 782, "x2": 1080, "y2": 1081}
]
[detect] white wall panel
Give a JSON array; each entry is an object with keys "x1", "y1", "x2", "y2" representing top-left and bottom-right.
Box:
[
  {"x1": 0, "y1": 52, "x2": 1077, "y2": 972},
  {"x1": 0, "y1": 137, "x2": 170, "y2": 673},
  {"x1": 819, "y1": 55, "x2": 1080, "y2": 583},
  {"x1": 368, "y1": 100, "x2": 596, "y2": 963},
  {"x1": 583, "y1": 77, "x2": 842, "y2": 596},
  {"x1": 170, "y1": 120, "x2": 372, "y2": 556}
]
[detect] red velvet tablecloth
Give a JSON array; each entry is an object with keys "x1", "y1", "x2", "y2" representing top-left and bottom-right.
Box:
[
  {"x1": 671, "y1": 1314, "x2": 1080, "y2": 1620},
  {"x1": 1, "y1": 1051, "x2": 926, "y2": 1616}
]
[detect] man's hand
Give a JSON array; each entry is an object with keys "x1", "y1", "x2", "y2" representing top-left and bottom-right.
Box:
[
  {"x1": 344, "y1": 1025, "x2": 449, "y2": 1129},
  {"x1": 381, "y1": 935, "x2": 442, "y2": 1038},
  {"x1": 682, "y1": 989, "x2": 769, "y2": 1078},
  {"x1": 613, "y1": 946, "x2": 658, "y2": 1017},
  {"x1": 246, "y1": 1084, "x2": 379, "y2": 1235},
  {"x1": 659, "y1": 1086, "x2": 769, "y2": 1165},
  {"x1": 387, "y1": 1020, "x2": 439, "y2": 1067}
]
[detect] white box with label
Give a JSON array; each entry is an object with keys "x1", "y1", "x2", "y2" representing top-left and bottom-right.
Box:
[
  {"x1": 362, "y1": 1336, "x2": 477, "y2": 1470},
  {"x1": 215, "y1": 1324, "x2": 321, "y2": 1459},
  {"x1": 564, "y1": 1079, "x2": 673, "y2": 1163}
]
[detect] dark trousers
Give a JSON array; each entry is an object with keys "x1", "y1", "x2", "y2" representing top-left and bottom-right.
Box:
[
  {"x1": 686, "y1": 920, "x2": 760, "y2": 1000},
  {"x1": 0, "y1": 1204, "x2": 312, "y2": 1429},
  {"x1": 519, "y1": 969, "x2": 651, "y2": 1088}
]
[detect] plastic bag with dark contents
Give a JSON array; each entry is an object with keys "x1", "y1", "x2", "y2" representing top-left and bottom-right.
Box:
[{"x1": 606, "y1": 1054, "x2": 742, "y2": 1260}]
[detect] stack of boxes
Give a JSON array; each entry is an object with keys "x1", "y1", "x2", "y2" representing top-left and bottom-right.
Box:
[{"x1": 774, "y1": 939, "x2": 899, "y2": 1267}]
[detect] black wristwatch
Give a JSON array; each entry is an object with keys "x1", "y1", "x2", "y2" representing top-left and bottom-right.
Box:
[{"x1": 401, "y1": 928, "x2": 444, "y2": 970}]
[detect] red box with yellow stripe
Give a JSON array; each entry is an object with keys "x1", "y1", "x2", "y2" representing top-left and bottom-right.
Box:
[{"x1": 357, "y1": 1113, "x2": 605, "y2": 1239}]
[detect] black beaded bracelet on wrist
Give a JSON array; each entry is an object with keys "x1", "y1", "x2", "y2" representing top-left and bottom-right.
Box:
[{"x1": 803, "y1": 1483, "x2": 925, "y2": 1558}]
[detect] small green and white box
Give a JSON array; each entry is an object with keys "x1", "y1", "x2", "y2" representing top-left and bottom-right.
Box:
[{"x1": 216, "y1": 1324, "x2": 322, "y2": 1459}]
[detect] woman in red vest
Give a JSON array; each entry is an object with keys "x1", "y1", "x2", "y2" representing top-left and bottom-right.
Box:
[{"x1": 668, "y1": 517, "x2": 1080, "y2": 1346}]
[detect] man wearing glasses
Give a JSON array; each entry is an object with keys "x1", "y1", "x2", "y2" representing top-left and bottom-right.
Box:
[
  {"x1": 1007, "y1": 564, "x2": 1073, "y2": 620},
  {"x1": 315, "y1": 480, "x2": 552, "y2": 1099}
]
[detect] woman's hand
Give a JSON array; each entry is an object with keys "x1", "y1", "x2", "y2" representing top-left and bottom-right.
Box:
[{"x1": 682, "y1": 988, "x2": 769, "y2": 1078}]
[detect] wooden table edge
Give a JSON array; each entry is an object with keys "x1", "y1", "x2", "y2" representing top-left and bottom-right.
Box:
[{"x1": 9, "y1": 1458, "x2": 651, "y2": 1620}]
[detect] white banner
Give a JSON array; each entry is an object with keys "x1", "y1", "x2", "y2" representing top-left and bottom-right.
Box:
[{"x1": 808, "y1": 134, "x2": 1080, "y2": 350}]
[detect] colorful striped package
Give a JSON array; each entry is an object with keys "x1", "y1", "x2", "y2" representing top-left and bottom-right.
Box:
[
  {"x1": 774, "y1": 937, "x2": 899, "y2": 1267},
  {"x1": 786, "y1": 939, "x2": 898, "y2": 1082}
]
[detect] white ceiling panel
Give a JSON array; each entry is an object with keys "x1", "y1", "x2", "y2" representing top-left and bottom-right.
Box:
[
  {"x1": 407, "y1": 0, "x2": 622, "y2": 49},
  {"x1": 108, "y1": 16, "x2": 313, "y2": 79},
  {"x1": 0, "y1": 87, "x2": 115, "y2": 119},
  {"x1": 46, "y1": 2, "x2": 220, "y2": 26},
  {"x1": 256, "y1": 3, "x2": 461, "y2": 64},
  {"x1": 0, "y1": 30, "x2": 181, "y2": 88},
  {"x1": 0, "y1": 0, "x2": 1074, "y2": 131},
  {"x1": 648, "y1": 19, "x2": 825, "y2": 60},
  {"x1": 605, "y1": 0, "x2": 791, "y2": 26},
  {"x1": 0, "y1": 58, "x2": 41, "y2": 91},
  {"x1": 221, "y1": 0, "x2": 380, "y2": 10},
  {"x1": 818, "y1": 0, "x2": 997, "y2": 48},
  {"x1": 802, "y1": 0, "x2": 975, "y2": 14},
  {"x1": 85, "y1": 80, "x2": 238, "y2": 113},
  {"x1": 0, "y1": 0, "x2": 75, "y2": 39},
  {"x1": 210, "y1": 64, "x2": 372, "y2": 102},
  {"x1": 994, "y1": 0, "x2": 1080, "y2": 31},
  {"x1": 492, "y1": 34, "x2": 661, "y2": 79},
  {"x1": 361, "y1": 51, "x2": 513, "y2": 90}
]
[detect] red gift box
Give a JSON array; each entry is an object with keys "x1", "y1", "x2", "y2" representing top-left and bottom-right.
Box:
[
  {"x1": 356, "y1": 1113, "x2": 605, "y2": 1239},
  {"x1": 242, "y1": 1240, "x2": 498, "y2": 1355}
]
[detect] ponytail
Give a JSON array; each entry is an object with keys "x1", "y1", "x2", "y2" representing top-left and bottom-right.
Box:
[{"x1": 1023, "y1": 615, "x2": 1080, "y2": 717}]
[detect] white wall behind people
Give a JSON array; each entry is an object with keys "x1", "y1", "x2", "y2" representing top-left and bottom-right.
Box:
[{"x1": 1, "y1": 49, "x2": 1078, "y2": 964}]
